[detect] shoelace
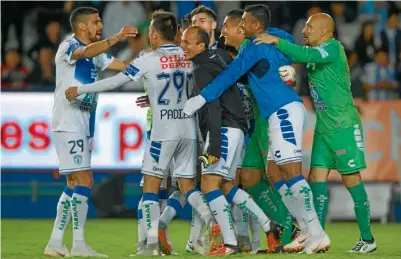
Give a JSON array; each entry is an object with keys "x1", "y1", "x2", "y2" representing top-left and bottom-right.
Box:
[{"x1": 352, "y1": 241, "x2": 364, "y2": 251}]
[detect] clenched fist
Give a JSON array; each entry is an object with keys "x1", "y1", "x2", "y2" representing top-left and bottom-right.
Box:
[{"x1": 65, "y1": 87, "x2": 79, "y2": 102}]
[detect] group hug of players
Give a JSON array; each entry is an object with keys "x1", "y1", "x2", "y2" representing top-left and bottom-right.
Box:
[{"x1": 45, "y1": 3, "x2": 377, "y2": 258}]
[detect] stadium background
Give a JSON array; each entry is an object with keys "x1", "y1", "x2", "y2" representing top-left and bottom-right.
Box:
[{"x1": 1, "y1": 0, "x2": 401, "y2": 225}]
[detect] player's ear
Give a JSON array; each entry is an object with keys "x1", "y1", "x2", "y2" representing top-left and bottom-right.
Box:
[
  {"x1": 211, "y1": 20, "x2": 217, "y2": 30},
  {"x1": 78, "y1": 22, "x2": 86, "y2": 31}
]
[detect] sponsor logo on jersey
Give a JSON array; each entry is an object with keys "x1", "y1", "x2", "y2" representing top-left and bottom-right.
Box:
[
  {"x1": 309, "y1": 82, "x2": 327, "y2": 111},
  {"x1": 160, "y1": 55, "x2": 191, "y2": 69}
]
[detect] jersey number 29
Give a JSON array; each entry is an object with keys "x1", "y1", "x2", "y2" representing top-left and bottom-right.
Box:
[{"x1": 157, "y1": 71, "x2": 192, "y2": 105}]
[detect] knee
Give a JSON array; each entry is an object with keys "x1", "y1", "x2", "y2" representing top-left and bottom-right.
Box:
[
  {"x1": 220, "y1": 180, "x2": 235, "y2": 196},
  {"x1": 177, "y1": 178, "x2": 195, "y2": 196},
  {"x1": 66, "y1": 175, "x2": 75, "y2": 189},
  {"x1": 342, "y1": 173, "x2": 361, "y2": 188},
  {"x1": 72, "y1": 170, "x2": 93, "y2": 187},
  {"x1": 308, "y1": 168, "x2": 329, "y2": 182},
  {"x1": 240, "y1": 169, "x2": 261, "y2": 188}
]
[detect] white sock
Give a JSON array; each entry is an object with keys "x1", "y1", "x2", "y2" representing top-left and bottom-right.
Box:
[
  {"x1": 71, "y1": 186, "x2": 91, "y2": 245},
  {"x1": 142, "y1": 193, "x2": 160, "y2": 245},
  {"x1": 249, "y1": 216, "x2": 261, "y2": 252},
  {"x1": 232, "y1": 204, "x2": 249, "y2": 237},
  {"x1": 205, "y1": 189, "x2": 237, "y2": 246},
  {"x1": 186, "y1": 188, "x2": 213, "y2": 224},
  {"x1": 287, "y1": 176, "x2": 324, "y2": 238},
  {"x1": 49, "y1": 187, "x2": 73, "y2": 245},
  {"x1": 190, "y1": 208, "x2": 204, "y2": 243},
  {"x1": 274, "y1": 179, "x2": 308, "y2": 233},
  {"x1": 228, "y1": 187, "x2": 271, "y2": 233},
  {"x1": 137, "y1": 197, "x2": 146, "y2": 244},
  {"x1": 160, "y1": 190, "x2": 186, "y2": 227}
]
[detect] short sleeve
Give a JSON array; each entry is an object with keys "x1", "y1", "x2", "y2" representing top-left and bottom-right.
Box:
[
  {"x1": 59, "y1": 40, "x2": 80, "y2": 64},
  {"x1": 93, "y1": 53, "x2": 115, "y2": 71},
  {"x1": 122, "y1": 55, "x2": 148, "y2": 81}
]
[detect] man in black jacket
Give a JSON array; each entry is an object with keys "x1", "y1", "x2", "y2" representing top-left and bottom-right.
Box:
[{"x1": 181, "y1": 26, "x2": 282, "y2": 255}]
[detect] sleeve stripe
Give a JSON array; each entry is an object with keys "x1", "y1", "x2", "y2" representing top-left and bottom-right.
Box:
[
  {"x1": 65, "y1": 42, "x2": 80, "y2": 56},
  {"x1": 315, "y1": 46, "x2": 329, "y2": 58},
  {"x1": 122, "y1": 64, "x2": 140, "y2": 77}
]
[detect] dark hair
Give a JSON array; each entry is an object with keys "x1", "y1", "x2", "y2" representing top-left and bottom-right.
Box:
[
  {"x1": 375, "y1": 48, "x2": 388, "y2": 55},
  {"x1": 190, "y1": 5, "x2": 217, "y2": 21},
  {"x1": 191, "y1": 26, "x2": 210, "y2": 48},
  {"x1": 69, "y1": 7, "x2": 99, "y2": 32},
  {"x1": 181, "y1": 13, "x2": 192, "y2": 30},
  {"x1": 244, "y1": 4, "x2": 271, "y2": 30},
  {"x1": 152, "y1": 10, "x2": 178, "y2": 41},
  {"x1": 226, "y1": 9, "x2": 244, "y2": 20}
]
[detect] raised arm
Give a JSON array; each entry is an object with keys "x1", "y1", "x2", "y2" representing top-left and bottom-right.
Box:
[
  {"x1": 276, "y1": 38, "x2": 339, "y2": 64},
  {"x1": 70, "y1": 26, "x2": 137, "y2": 60},
  {"x1": 200, "y1": 43, "x2": 263, "y2": 103}
]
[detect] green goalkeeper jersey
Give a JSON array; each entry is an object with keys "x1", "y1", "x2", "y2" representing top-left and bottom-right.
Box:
[{"x1": 277, "y1": 38, "x2": 360, "y2": 133}]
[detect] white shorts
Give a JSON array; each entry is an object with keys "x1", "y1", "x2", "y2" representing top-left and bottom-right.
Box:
[
  {"x1": 236, "y1": 142, "x2": 247, "y2": 169},
  {"x1": 267, "y1": 101, "x2": 305, "y2": 165},
  {"x1": 140, "y1": 162, "x2": 175, "y2": 189},
  {"x1": 202, "y1": 127, "x2": 244, "y2": 180},
  {"x1": 53, "y1": 131, "x2": 92, "y2": 175},
  {"x1": 142, "y1": 139, "x2": 197, "y2": 180}
]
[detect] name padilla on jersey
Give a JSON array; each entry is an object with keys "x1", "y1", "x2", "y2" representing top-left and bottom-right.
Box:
[{"x1": 160, "y1": 108, "x2": 193, "y2": 120}]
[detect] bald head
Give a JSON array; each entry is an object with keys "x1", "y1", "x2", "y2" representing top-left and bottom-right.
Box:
[
  {"x1": 311, "y1": 13, "x2": 335, "y2": 36},
  {"x1": 302, "y1": 13, "x2": 335, "y2": 47},
  {"x1": 181, "y1": 26, "x2": 209, "y2": 60},
  {"x1": 186, "y1": 26, "x2": 210, "y2": 47}
]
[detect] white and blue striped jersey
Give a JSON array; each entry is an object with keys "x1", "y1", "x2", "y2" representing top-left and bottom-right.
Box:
[
  {"x1": 52, "y1": 36, "x2": 114, "y2": 137},
  {"x1": 122, "y1": 44, "x2": 196, "y2": 141}
]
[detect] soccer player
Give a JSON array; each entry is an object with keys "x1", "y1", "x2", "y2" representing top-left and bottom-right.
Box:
[
  {"x1": 181, "y1": 26, "x2": 283, "y2": 255},
  {"x1": 190, "y1": 5, "x2": 218, "y2": 49},
  {"x1": 65, "y1": 11, "x2": 218, "y2": 256},
  {"x1": 183, "y1": 4, "x2": 331, "y2": 254},
  {"x1": 46, "y1": 6, "x2": 137, "y2": 257},
  {"x1": 221, "y1": 9, "x2": 298, "y2": 252},
  {"x1": 254, "y1": 12, "x2": 377, "y2": 253}
]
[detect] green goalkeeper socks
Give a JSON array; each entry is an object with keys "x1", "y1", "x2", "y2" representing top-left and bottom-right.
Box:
[
  {"x1": 348, "y1": 182, "x2": 373, "y2": 241},
  {"x1": 309, "y1": 182, "x2": 329, "y2": 229},
  {"x1": 245, "y1": 180, "x2": 282, "y2": 225},
  {"x1": 272, "y1": 189, "x2": 293, "y2": 245},
  {"x1": 245, "y1": 180, "x2": 293, "y2": 245}
]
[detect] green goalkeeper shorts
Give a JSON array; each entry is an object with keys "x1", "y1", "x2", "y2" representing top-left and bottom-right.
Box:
[
  {"x1": 242, "y1": 118, "x2": 269, "y2": 170},
  {"x1": 311, "y1": 124, "x2": 367, "y2": 174}
]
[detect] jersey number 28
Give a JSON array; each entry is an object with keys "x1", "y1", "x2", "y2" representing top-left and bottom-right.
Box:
[{"x1": 157, "y1": 71, "x2": 192, "y2": 105}]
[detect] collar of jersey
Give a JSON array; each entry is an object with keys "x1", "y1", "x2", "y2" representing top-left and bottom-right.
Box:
[
  {"x1": 73, "y1": 36, "x2": 87, "y2": 46},
  {"x1": 159, "y1": 44, "x2": 177, "y2": 49}
]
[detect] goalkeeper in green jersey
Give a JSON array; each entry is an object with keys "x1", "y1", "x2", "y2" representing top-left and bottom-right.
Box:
[
  {"x1": 254, "y1": 13, "x2": 376, "y2": 253},
  {"x1": 221, "y1": 9, "x2": 298, "y2": 253}
]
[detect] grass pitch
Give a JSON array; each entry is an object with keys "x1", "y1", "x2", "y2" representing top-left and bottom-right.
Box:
[{"x1": 1, "y1": 219, "x2": 401, "y2": 259}]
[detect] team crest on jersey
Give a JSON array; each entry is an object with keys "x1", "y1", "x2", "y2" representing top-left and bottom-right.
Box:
[
  {"x1": 309, "y1": 82, "x2": 327, "y2": 111},
  {"x1": 73, "y1": 155, "x2": 82, "y2": 165}
]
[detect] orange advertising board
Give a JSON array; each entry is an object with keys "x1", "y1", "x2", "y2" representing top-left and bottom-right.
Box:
[{"x1": 301, "y1": 98, "x2": 401, "y2": 182}]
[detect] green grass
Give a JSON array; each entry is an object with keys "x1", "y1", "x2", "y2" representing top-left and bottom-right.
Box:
[{"x1": 2, "y1": 219, "x2": 401, "y2": 258}]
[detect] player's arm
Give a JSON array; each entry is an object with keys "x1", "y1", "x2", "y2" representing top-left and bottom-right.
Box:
[
  {"x1": 183, "y1": 44, "x2": 263, "y2": 116},
  {"x1": 194, "y1": 68, "x2": 222, "y2": 158},
  {"x1": 70, "y1": 26, "x2": 137, "y2": 60},
  {"x1": 65, "y1": 59, "x2": 146, "y2": 101},
  {"x1": 200, "y1": 44, "x2": 263, "y2": 103},
  {"x1": 103, "y1": 58, "x2": 135, "y2": 72},
  {"x1": 275, "y1": 38, "x2": 339, "y2": 64}
]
